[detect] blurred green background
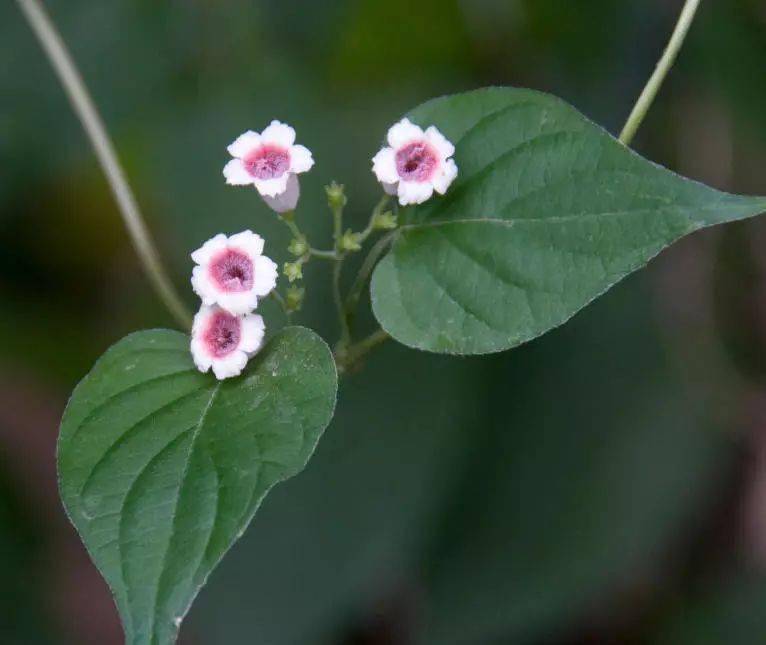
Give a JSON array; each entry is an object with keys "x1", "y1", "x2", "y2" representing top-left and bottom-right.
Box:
[{"x1": 4, "y1": 0, "x2": 766, "y2": 643}]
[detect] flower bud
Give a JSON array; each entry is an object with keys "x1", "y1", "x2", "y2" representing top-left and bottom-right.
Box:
[
  {"x1": 339, "y1": 230, "x2": 362, "y2": 252},
  {"x1": 285, "y1": 285, "x2": 305, "y2": 312},
  {"x1": 325, "y1": 181, "x2": 347, "y2": 210},
  {"x1": 283, "y1": 261, "x2": 303, "y2": 283},
  {"x1": 288, "y1": 236, "x2": 308, "y2": 257},
  {"x1": 372, "y1": 210, "x2": 398, "y2": 230}
]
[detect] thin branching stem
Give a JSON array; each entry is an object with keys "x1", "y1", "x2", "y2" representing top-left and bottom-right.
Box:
[
  {"x1": 337, "y1": 328, "x2": 390, "y2": 373},
  {"x1": 330, "y1": 201, "x2": 351, "y2": 349},
  {"x1": 309, "y1": 248, "x2": 337, "y2": 260},
  {"x1": 619, "y1": 0, "x2": 702, "y2": 146},
  {"x1": 17, "y1": 0, "x2": 193, "y2": 329},
  {"x1": 345, "y1": 231, "x2": 396, "y2": 316}
]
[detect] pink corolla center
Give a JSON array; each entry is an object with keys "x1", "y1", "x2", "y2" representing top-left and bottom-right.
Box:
[
  {"x1": 203, "y1": 310, "x2": 242, "y2": 358},
  {"x1": 243, "y1": 145, "x2": 291, "y2": 180},
  {"x1": 209, "y1": 248, "x2": 254, "y2": 293},
  {"x1": 395, "y1": 141, "x2": 439, "y2": 182}
]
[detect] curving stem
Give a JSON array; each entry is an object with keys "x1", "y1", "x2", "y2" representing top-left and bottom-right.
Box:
[
  {"x1": 619, "y1": 0, "x2": 702, "y2": 146},
  {"x1": 16, "y1": 0, "x2": 193, "y2": 329}
]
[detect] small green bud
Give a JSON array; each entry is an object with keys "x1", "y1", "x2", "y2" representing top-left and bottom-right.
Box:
[
  {"x1": 339, "y1": 229, "x2": 362, "y2": 252},
  {"x1": 283, "y1": 261, "x2": 303, "y2": 283},
  {"x1": 285, "y1": 286, "x2": 305, "y2": 312},
  {"x1": 372, "y1": 210, "x2": 398, "y2": 230},
  {"x1": 288, "y1": 236, "x2": 308, "y2": 257},
  {"x1": 325, "y1": 181, "x2": 347, "y2": 210}
]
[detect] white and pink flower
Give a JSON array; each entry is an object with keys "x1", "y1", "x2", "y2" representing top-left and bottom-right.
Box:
[
  {"x1": 223, "y1": 120, "x2": 314, "y2": 211},
  {"x1": 191, "y1": 231, "x2": 278, "y2": 315},
  {"x1": 191, "y1": 305, "x2": 265, "y2": 380},
  {"x1": 372, "y1": 118, "x2": 458, "y2": 206}
]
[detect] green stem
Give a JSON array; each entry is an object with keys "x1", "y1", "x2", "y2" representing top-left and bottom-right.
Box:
[
  {"x1": 309, "y1": 248, "x2": 337, "y2": 260},
  {"x1": 330, "y1": 199, "x2": 351, "y2": 348},
  {"x1": 17, "y1": 0, "x2": 193, "y2": 329},
  {"x1": 269, "y1": 290, "x2": 290, "y2": 320},
  {"x1": 338, "y1": 329, "x2": 390, "y2": 373},
  {"x1": 356, "y1": 194, "x2": 391, "y2": 245},
  {"x1": 619, "y1": 0, "x2": 702, "y2": 146},
  {"x1": 345, "y1": 231, "x2": 396, "y2": 316},
  {"x1": 279, "y1": 211, "x2": 303, "y2": 239},
  {"x1": 333, "y1": 256, "x2": 351, "y2": 347}
]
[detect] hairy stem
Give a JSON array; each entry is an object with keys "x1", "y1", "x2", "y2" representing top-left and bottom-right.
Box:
[
  {"x1": 17, "y1": 0, "x2": 193, "y2": 329},
  {"x1": 619, "y1": 0, "x2": 701, "y2": 146}
]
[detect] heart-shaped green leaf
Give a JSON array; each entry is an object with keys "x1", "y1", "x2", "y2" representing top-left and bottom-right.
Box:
[
  {"x1": 58, "y1": 327, "x2": 337, "y2": 645},
  {"x1": 371, "y1": 87, "x2": 766, "y2": 354}
]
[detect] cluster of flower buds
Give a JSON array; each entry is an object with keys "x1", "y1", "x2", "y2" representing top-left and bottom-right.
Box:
[{"x1": 188, "y1": 116, "x2": 458, "y2": 379}]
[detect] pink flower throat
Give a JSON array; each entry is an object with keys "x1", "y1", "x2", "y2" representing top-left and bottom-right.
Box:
[
  {"x1": 243, "y1": 145, "x2": 290, "y2": 180},
  {"x1": 210, "y1": 249, "x2": 254, "y2": 293},
  {"x1": 204, "y1": 310, "x2": 241, "y2": 358},
  {"x1": 396, "y1": 141, "x2": 438, "y2": 182}
]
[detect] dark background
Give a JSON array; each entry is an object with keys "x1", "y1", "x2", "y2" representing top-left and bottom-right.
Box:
[{"x1": 4, "y1": 0, "x2": 766, "y2": 643}]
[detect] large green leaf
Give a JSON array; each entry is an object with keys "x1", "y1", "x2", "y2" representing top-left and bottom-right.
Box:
[
  {"x1": 58, "y1": 327, "x2": 337, "y2": 645},
  {"x1": 371, "y1": 87, "x2": 766, "y2": 354}
]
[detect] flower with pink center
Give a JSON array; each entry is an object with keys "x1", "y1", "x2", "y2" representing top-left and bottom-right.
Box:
[
  {"x1": 223, "y1": 120, "x2": 314, "y2": 211},
  {"x1": 191, "y1": 305, "x2": 265, "y2": 380},
  {"x1": 191, "y1": 230, "x2": 278, "y2": 315},
  {"x1": 372, "y1": 118, "x2": 458, "y2": 206}
]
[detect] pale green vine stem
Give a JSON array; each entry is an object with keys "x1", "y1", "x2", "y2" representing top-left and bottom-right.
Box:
[
  {"x1": 345, "y1": 230, "x2": 396, "y2": 317},
  {"x1": 16, "y1": 0, "x2": 193, "y2": 329},
  {"x1": 619, "y1": 0, "x2": 702, "y2": 146},
  {"x1": 339, "y1": 329, "x2": 390, "y2": 373},
  {"x1": 327, "y1": 194, "x2": 352, "y2": 351}
]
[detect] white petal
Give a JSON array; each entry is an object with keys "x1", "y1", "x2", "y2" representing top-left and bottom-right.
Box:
[
  {"x1": 261, "y1": 120, "x2": 296, "y2": 147},
  {"x1": 190, "y1": 337, "x2": 213, "y2": 372},
  {"x1": 240, "y1": 314, "x2": 266, "y2": 354},
  {"x1": 212, "y1": 351, "x2": 248, "y2": 380},
  {"x1": 223, "y1": 159, "x2": 254, "y2": 186},
  {"x1": 192, "y1": 304, "x2": 216, "y2": 334},
  {"x1": 228, "y1": 230, "x2": 265, "y2": 257},
  {"x1": 262, "y1": 174, "x2": 300, "y2": 213},
  {"x1": 432, "y1": 158, "x2": 458, "y2": 195},
  {"x1": 254, "y1": 174, "x2": 290, "y2": 198},
  {"x1": 289, "y1": 144, "x2": 314, "y2": 174},
  {"x1": 191, "y1": 306, "x2": 216, "y2": 372},
  {"x1": 227, "y1": 131, "x2": 261, "y2": 158},
  {"x1": 425, "y1": 126, "x2": 455, "y2": 160},
  {"x1": 191, "y1": 233, "x2": 228, "y2": 265},
  {"x1": 372, "y1": 147, "x2": 399, "y2": 185},
  {"x1": 217, "y1": 290, "x2": 260, "y2": 316},
  {"x1": 252, "y1": 255, "x2": 279, "y2": 296},
  {"x1": 191, "y1": 266, "x2": 218, "y2": 306},
  {"x1": 387, "y1": 118, "x2": 424, "y2": 149},
  {"x1": 398, "y1": 180, "x2": 434, "y2": 206}
]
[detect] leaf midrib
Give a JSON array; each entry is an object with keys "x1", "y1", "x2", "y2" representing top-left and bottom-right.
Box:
[{"x1": 144, "y1": 382, "x2": 221, "y2": 643}]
